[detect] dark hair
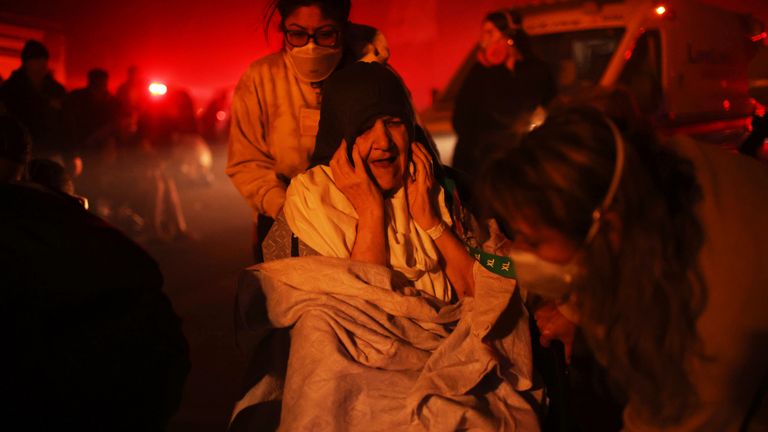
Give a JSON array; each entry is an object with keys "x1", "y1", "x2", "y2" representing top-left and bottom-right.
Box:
[
  {"x1": 0, "y1": 115, "x2": 31, "y2": 163},
  {"x1": 87, "y1": 68, "x2": 109, "y2": 86},
  {"x1": 263, "y1": 0, "x2": 351, "y2": 37},
  {"x1": 21, "y1": 39, "x2": 49, "y2": 62},
  {"x1": 28, "y1": 158, "x2": 72, "y2": 194},
  {"x1": 479, "y1": 104, "x2": 706, "y2": 425},
  {"x1": 485, "y1": 9, "x2": 533, "y2": 58},
  {"x1": 485, "y1": 9, "x2": 521, "y2": 33}
]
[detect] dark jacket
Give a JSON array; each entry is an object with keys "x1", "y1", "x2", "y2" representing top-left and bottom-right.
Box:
[
  {"x1": 0, "y1": 183, "x2": 189, "y2": 431},
  {"x1": 0, "y1": 68, "x2": 67, "y2": 156},
  {"x1": 452, "y1": 58, "x2": 556, "y2": 178}
]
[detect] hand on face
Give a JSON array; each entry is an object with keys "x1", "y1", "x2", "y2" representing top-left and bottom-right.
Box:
[
  {"x1": 330, "y1": 139, "x2": 383, "y2": 215},
  {"x1": 406, "y1": 141, "x2": 441, "y2": 232},
  {"x1": 355, "y1": 117, "x2": 408, "y2": 193}
]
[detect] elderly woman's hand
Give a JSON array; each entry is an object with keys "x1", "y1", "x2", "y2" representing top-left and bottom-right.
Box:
[
  {"x1": 406, "y1": 141, "x2": 441, "y2": 231},
  {"x1": 330, "y1": 140, "x2": 384, "y2": 215}
]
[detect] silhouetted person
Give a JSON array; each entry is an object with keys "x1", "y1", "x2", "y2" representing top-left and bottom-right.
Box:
[
  {"x1": 64, "y1": 68, "x2": 118, "y2": 157},
  {"x1": 452, "y1": 9, "x2": 556, "y2": 182},
  {"x1": 116, "y1": 65, "x2": 148, "y2": 115},
  {"x1": 0, "y1": 115, "x2": 31, "y2": 183},
  {"x1": 139, "y1": 87, "x2": 198, "y2": 145},
  {"x1": 0, "y1": 184, "x2": 189, "y2": 431},
  {"x1": 0, "y1": 40, "x2": 67, "y2": 159},
  {"x1": 27, "y1": 157, "x2": 91, "y2": 209}
]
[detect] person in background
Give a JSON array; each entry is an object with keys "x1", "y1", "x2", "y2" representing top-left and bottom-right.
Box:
[
  {"x1": 226, "y1": 0, "x2": 389, "y2": 262},
  {"x1": 452, "y1": 9, "x2": 555, "y2": 183},
  {"x1": 64, "y1": 68, "x2": 118, "y2": 160},
  {"x1": 480, "y1": 102, "x2": 768, "y2": 430},
  {"x1": 116, "y1": 65, "x2": 149, "y2": 115},
  {"x1": 0, "y1": 40, "x2": 67, "y2": 162},
  {"x1": 0, "y1": 106, "x2": 190, "y2": 430}
]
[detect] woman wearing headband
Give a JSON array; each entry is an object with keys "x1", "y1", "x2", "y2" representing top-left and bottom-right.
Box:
[
  {"x1": 451, "y1": 8, "x2": 556, "y2": 185},
  {"x1": 480, "y1": 103, "x2": 768, "y2": 430}
]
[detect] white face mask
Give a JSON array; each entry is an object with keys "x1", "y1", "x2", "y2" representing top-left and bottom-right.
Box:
[
  {"x1": 506, "y1": 118, "x2": 626, "y2": 298},
  {"x1": 285, "y1": 42, "x2": 343, "y2": 83},
  {"x1": 506, "y1": 248, "x2": 582, "y2": 298}
]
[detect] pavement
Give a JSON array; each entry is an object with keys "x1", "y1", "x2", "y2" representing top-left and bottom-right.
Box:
[{"x1": 137, "y1": 143, "x2": 253, "y2": 431}]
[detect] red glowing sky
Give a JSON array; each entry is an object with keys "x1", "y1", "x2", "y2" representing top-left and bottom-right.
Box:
[{"x1": 2, "y1": 0, "x2": 767, "y2": 109}]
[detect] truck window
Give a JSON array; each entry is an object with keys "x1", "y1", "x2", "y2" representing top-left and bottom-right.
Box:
[
  {"x1": 618, "y1": 30, "x2": 662, "y2": 115},
  {"x1": 530, "y1": 28, "x2": 625, "y2": 93}
]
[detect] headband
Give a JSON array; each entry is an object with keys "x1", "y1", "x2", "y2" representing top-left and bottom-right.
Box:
[{"x1": 585, "y1": 117, "x2": 626, "y2": 243}]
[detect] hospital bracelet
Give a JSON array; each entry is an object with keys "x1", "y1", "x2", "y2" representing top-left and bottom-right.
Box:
[{"x1": 425, "y1": 221, "x2": 448, "y2": 240}]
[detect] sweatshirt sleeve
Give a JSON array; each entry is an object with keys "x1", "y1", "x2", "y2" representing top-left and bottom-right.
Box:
[{"x1": 225, "y1": 70, "x2": 287, "y2": 218}]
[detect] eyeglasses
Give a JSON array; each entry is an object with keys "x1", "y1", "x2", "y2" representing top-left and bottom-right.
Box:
[{"x1": 284, "y1": 27, "x2": 341, "y2": 48}]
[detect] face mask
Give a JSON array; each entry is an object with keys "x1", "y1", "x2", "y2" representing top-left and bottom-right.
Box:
[
  {"x1": 285, "y1": 42, "x2": 343, "y2": 83},
  {"x1": 506, "y1": 118, "x2": 626, "y2": 298},
  {"x1": 506, "y1": 248, "x2": 582, "y2": 298},
  {"x1": 477, "y1": 38, "x2": 511, "y2": 67}
]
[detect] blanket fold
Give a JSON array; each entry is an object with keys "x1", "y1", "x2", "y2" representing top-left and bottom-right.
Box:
[{"x1": 232, "y1": 256, "x2": 541, "y2": 431}]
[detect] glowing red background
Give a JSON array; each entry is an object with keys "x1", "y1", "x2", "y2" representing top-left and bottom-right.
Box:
[{"x1": 3, "y1": 0, "x2": 767, "y2": 109}]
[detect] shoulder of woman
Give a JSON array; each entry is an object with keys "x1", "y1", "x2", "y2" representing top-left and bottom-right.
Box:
[
  {"x1": 240, "y1": 52, "x2": 288, "y2": 82},
  {"x1": 234, "y1": 52, "x2": 292, "y2": 95},
  {"x1": 287, "y1": 166, "x2": 335, "y2": 201}
]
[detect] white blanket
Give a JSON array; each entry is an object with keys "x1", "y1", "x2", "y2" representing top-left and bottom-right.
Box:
[{"x1": 232, "y1": 256, "x2": 542, "y2": 431}]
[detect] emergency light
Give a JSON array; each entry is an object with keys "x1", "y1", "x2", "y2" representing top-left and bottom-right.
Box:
[{"x1": 149, "y1": 82, "x2": 168, "y2": 96}]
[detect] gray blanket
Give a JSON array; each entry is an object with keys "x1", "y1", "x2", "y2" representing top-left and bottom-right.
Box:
[{"x1": 232, "y1": 256, "x2": 542, "y2": 431}]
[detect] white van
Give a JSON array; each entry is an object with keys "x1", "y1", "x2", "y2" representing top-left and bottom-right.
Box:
[{"x1": 423, "y1": 0, "x2": 766, "y2": 164}]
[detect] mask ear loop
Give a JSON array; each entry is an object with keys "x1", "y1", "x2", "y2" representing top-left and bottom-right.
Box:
[{"x1": 585, "y1": 117, "x2": 626, "y2": 244}]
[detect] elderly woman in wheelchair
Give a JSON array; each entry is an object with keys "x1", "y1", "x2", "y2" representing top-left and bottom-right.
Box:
[{"x1": 231, "y1": 62, "x2": 541, "y2": 432}]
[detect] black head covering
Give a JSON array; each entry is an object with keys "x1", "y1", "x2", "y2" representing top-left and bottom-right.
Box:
[
  {"x1": 311, "y1": 62, "x2": 415, "y2": 167},
  {"x1": 21, "y1": 40, "x2": 49, "y2": 62}
]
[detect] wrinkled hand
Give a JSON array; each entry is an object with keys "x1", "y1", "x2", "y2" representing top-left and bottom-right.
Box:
[
  {"x1": 534, "y1": 301, "x2": 577, "y2": 364},
  {"x1": 330, "y1": 140, "x2": 383, "y2": 215},
  {"x1": 406, "y1": 142, "x2": 441, "y2": 231}
]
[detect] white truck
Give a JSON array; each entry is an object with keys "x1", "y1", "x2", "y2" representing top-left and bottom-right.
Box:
[{"x1": 423, "y1": 0, "x2": 766, "y2": 164}]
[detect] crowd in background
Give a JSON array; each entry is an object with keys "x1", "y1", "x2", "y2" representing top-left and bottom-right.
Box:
[{"x1": 0, "y1": 39, "x2": 225, "y2": 242}]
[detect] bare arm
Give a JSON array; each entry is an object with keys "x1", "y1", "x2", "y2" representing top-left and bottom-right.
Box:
[
  {"x1": 330, "y1": 141, "x2": 387, "y2": 266},
  {"x1": 407, "y1": 142, "x2": 475, "y2": 298},
  {"x1": 432, "y1": 228, "x2": 475, "y2": 298}
]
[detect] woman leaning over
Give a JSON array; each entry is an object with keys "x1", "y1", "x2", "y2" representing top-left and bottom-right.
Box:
[
  {"x1": 226, "y1": 0, "x2": 388, "y2": 262},
  {"x1": 480, "y1": 101, "x2": 768, "y2": 430}
]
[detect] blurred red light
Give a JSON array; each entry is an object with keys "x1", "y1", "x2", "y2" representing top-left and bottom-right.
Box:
[
  {"x1": 216, "y1": 110, "x2": 227, "y2": 121},
  {"x1": 722, "y1": 99, "x2": 731, "y2": 111}
]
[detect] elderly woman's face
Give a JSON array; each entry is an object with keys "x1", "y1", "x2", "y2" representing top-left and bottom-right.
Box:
[{"x1": 354, "y1": 116, "x2": 409, "y2": 193}]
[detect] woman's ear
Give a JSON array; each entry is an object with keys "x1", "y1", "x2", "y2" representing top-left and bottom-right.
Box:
[{"x1": 601, "y1": 210, "x2": 622, "y2": 252}]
